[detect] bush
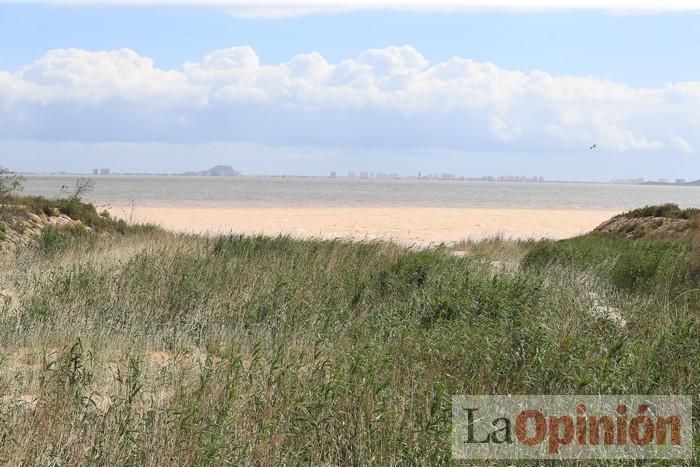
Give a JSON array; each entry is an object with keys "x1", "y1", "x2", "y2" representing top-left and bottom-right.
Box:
[
  {"x1": 523, "y1": 234, "x2": 695, "y2": 296},
  {"x1": 0, "y1": 167, "x2": 23, "y2": 202},
  {"x1": 35, "y1": 225, "x2": 89, "y2": 254},
  {"x1": 620, "y1": 203, "x2": 700, "y2": 220},
  {"x1": 57, "y1": 198, "x2": 129, "y2": 233},
  {"x1": 609, "y1": 245, "x2": 670, "y2": 291},
  {"x1": 9, "y1": 195, "x2": 131, "y2": 234}
]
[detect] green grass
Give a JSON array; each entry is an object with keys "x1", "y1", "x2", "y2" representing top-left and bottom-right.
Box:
[
  {"x1": 7, "y1": 195, "x2": 131, "y2": 233},
  {"x1": 0, "y1": 221, "x2": 697, "y2": 464},
  {"x1": 618, "y1": 203, "x2": 700, "y2": 220},
  {"x1": 523, "y1": 233, "x2": 700, "y2": 299}
]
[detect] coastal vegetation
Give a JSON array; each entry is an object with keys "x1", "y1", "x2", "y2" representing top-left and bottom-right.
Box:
[
  {"x1": 0, "y1": 185, "x2": 698, "y2": 464},
  {"x1": 620, "y1": 204, "x2": 700, "y2": 220}
]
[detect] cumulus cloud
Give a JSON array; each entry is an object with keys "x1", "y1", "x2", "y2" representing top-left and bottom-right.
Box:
[
  {"x1": 0, "y1": 45, "x2": 698, "y2": 154},
  {"x1": 17, "y1": 48, "x2": 198, "y2": 104}
]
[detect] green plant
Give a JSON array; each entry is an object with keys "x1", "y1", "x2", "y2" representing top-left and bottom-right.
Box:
[
  {"x1": 620, "y1": 203, "x2": 700, "y2": 220},
  {"x1": 35, "y1": 225, "x2": 89, "y2": 254},
  {"x1": 523, "y1": 233, "x2": 700, "y2": 302},
  {"x1": 7, "y1": 194, "x2": 133, "y2": 234},
  {"x1": 0, "y1": 215, "x2": 697, "y2": 464},
  {"x1": 0, "y1": 168, "x2": 24, "y2": 225},
  {"x1": 0, "y1": 167, "x2": 23, "y2": 201},
  {"x1": 60, "y1": 177, "x2": 95, "y2": 202}
]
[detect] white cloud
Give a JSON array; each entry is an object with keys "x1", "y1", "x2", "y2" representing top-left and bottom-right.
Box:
[
  {"x1": 7, "y1": 1, "x2": 700, "y2": 17},
  {"x1": 0, "y1": 45, "x2": 698, "y2": 154},
  {"x1": 15, "y1": 48, "x2": 200, "y2": 104}
]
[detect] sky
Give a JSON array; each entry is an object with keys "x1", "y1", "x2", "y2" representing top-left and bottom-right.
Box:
[{"x1": 0, "y1": 1, "x2": 699, "y2": 180}]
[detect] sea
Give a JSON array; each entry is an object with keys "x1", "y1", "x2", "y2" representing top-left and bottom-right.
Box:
[{"x1": 19, "y1": 175, "x2": 700, "y2": 211}]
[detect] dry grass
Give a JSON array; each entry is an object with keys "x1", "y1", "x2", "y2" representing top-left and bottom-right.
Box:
[
  {"x1": 0, "y1": 228, "x2": 697, "y2": 465},
  {"x1": 453, "y1": 234, "x2": 537, "y2": 261}
]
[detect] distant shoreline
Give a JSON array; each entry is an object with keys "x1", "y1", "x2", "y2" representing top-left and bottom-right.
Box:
[
  {"x1": 18, "y1": 172, "x2": 700, "y2": 186},
  {"x1": 20, "y1": 175, "x2": 700, "y2": 216}
]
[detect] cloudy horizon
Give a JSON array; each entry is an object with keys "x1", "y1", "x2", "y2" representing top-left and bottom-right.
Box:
[{"x1": 1, "y1": 3, "x2": 698, "y2": 180}]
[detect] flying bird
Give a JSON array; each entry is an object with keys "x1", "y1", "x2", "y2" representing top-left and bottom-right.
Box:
[{"x1": 590, "y1": 144, "x2": 598, "y2": 150}]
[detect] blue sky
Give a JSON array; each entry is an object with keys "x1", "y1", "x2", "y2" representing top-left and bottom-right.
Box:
[
  {"x1": 3, "y1": 6, "x2": 699, "y2": 86},
  {"x1": 1, "y1": 3, "x2": 699, "y2": 179}
]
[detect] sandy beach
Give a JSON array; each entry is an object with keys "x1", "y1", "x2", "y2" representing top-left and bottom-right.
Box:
[{"x1": 108, "y1": 205, "x2": 618, "y2": 245}]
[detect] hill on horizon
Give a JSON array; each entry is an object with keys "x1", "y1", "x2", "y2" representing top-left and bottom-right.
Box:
[{"x1": 182, "y1": 165, "x2": 240, "y2": 177}]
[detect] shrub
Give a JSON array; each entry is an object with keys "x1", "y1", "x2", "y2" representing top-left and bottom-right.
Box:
[
  {"x1": 58, "y1": 198, "x2": 128, "y2": 233},
  {"x1": 0, "y1": 167, "x2": 23, "y2": 202},
  {"x1": 610, "y1": 245, "x2": 666, "y2": 291},
  {"x1": 36, "y1": 225, "x2": 89, "y2": 254},
  {"x1": 9, "y1": 195, "x2": 131, "y2": 234},
  {"x1": 620, "y1": 203, "x2": 700, "y2": 220},
  {"x1": 523, "y1": 234, "x2": 694, "y2": 296}
]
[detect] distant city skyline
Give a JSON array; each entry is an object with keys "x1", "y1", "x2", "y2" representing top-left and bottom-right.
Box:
[
  {"x1": 16, "y1": 164, "x2": 698, "y2": 186},
  {"x1": 3, "y1": 138, "x2": 697, "y2": 182}
]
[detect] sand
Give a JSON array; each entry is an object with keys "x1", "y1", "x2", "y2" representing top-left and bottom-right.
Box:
[{"x1": 108, "y1": 205, "x2": 618, "y2": 245}]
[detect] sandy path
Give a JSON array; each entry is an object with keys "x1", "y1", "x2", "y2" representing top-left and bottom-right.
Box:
[{"x1": 108, "y1": 205, "x2": 618, "y2": 245}]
